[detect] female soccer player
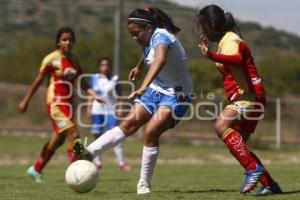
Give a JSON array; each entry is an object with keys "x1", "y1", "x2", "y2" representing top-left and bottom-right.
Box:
[
  {"x1": 197, "y1": 5, "x2": 282, "y2": 195},
  {"x1": 73, "y1": 7, "x2": 193, "y2": 194},
  {"x1": 87, "y1": 57, "x2": 131, "y2": 171},
  {"x1": 19, "y1": 26, "x2": 105, "y2": 182}
]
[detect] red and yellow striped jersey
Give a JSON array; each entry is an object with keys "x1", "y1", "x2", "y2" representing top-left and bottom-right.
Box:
[
  {"x1": 207, "y1": 32, "x2": 265, "y2": 101},
  {"x1": 39, "y1": 50, "x2": 82, "y2": 104}
]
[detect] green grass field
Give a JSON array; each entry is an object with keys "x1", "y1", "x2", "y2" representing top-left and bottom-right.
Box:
[{"x1": 1, "y1": 134, "x2": 300, "y2": 200}]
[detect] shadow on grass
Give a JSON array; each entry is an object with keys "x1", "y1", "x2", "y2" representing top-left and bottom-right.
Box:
[
  {"x1": 160, "y1": 188, "x2": 237, "y2": 193},
  {"x1": 281, "y1": 190, "x2": 300, "y2": 195}
]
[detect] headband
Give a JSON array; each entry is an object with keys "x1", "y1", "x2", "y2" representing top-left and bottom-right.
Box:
[{"x1": 128, "y1": 17, "x2": 152, "y2": 23}]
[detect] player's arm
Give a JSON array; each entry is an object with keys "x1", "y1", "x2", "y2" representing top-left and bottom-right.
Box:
[
  {"x1": 128, "y1": 55, "x2": 144, "y2": 81},
  {"x1": 128, "y1": 45, "x2": 168, "y2": 100},
  {"x1": 199, "y1": 37, "x2": 243, "y2": 66},
  {"x1": 206, "y1": 51, "x2": 243, "y2": 66},
  {"x1": 19, "y1": 72, "x2": 46, "y2": 113}
]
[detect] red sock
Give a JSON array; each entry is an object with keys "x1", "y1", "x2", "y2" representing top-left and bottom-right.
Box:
[
  {"x1": 250, "y1": 152, "x2": 275, "y2": 186},
  {"x1": 222, "y1": 128, "x2": 257, "y2": 171},
  {"x1": 67, "y1": 148, "x2": 78, "y2": 163},
  {"x1": 34, "y1": 142, "x2": 55, "y2": 173}
]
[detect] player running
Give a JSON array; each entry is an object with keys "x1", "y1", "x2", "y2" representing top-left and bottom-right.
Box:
[
  {"x1": 87, "y1": 57, "x2": 132, "y2": 171},
  {"x1": 19, "y1": 27, "x2": 105, "y2": 183},
  {"x1": 73, "y1": 7, "x2": 193, "y2": 194},
  {"x1": 197, "y1": 5, "x2": 282, "y2": 195}
]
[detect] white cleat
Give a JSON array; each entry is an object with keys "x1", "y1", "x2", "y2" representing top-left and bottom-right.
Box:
[{"x1": 137, "y1": 182, "x2": 151, "y2": 194}]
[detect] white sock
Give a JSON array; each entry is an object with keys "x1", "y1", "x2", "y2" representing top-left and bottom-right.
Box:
[
  {"x1": 93, "y1": 155, "x2": 102, "y2": 168},
  {"x1": 87, "y1": 126, "x2": 126, "y2": 157},
  {"x1": 138, "y1": 146, "x2": 159, "y2": 187},
  {"x1": 113, "y1": 143, "x2": 125, "y2": 166}
]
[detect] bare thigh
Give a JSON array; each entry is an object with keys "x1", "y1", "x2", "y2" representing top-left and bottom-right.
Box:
[
  {"x1": 143, "y1": 106, "x2": 174, "y2": 147},
  {"x1": 119, "y1": 103, "x2": 152, "y2": 136}
]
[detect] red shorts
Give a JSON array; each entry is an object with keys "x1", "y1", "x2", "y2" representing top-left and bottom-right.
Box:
[
  {"x1": 227, "y1": 96, "x2": 266, "y2": 134},
  {"x1": 46, "y1": 103, "x2": 75, "y2": 134}
]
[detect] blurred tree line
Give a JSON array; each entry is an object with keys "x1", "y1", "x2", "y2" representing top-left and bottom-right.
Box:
[{"x1": 0, "y1": 0, "x2": 300, "y2": 98}]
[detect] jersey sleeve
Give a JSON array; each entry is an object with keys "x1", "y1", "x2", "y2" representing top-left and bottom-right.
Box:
[
  {"x1": 208, "y1": 38, "x2": 243, "y2": 66},
  {"x1": 152, "y1": 32, "x2": 173, "y2": 49},
  {"x1": 39, "y1": 55, "x2": 54, "y2": 74}
]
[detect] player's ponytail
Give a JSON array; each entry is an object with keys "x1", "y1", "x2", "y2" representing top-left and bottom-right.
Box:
[
  {"x1": 197, "y1": 5, "x2": 242, "y2": 41},
  {"x1": 224, "y1": 12, "x2": 242, "y2": 37},
  {"x1": 128, "y1": 7, "x2": 180, "y2": 34},
  {"x1": 147, "y1": 7, "x2": 181, "y2": 34}
]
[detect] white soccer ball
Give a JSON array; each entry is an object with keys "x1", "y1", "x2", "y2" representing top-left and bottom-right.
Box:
[{"x1": 65, "y1": 160, "x2": 99, "y2": 193}]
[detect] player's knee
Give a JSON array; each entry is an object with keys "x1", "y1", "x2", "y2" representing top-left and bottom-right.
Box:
[
  {"x1": 143, "y1": 130, "x2": 159, "y2": 146},
  {"x1": 119, "y1": 120, "x2": 139, "y2": 135}
]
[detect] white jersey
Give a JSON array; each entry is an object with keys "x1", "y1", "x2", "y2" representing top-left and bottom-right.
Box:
[
  {"x1": 90, "y1": 74, "x2": 119, "y2": 115},
  {"x1": 143, "y1": 28, "x2": 193, "y2": 96}
]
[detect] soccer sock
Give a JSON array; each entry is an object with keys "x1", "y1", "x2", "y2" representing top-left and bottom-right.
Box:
[
  {"x1": 87, "y1": 126, "x2": 126, "y2": 157},
  {"x1": 222, "y1": 128, "x2": 257, "y2": 171},
  {"x1": 67, "y1": 148, "x2": 78, "y2": 163},
  {"x1": 66, "y1": 140, "x2": 78, "y2": 163},
  {"x1": 138, "y1": 146, "x2": 159, "y2": 187},
  {"x1": 113, "y1": 143, "x2": 125, "y2": 166},
  {"x1": 250, "y1": 151, "x2": 275, "y2": 186},
  {"x1": 93, "y1": 155, "x2": 102, "y2": 168},
  {"x1": 34, "y1": 142, "x2": 55, "y2": 173}
]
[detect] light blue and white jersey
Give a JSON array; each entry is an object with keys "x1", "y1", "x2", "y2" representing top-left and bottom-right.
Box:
[
  {"x1": 90, "y1": 74, "x2": 119, "y2": 115},
  {"x1": 143, "y1": 28, "x2": 193, "y2": 96}
]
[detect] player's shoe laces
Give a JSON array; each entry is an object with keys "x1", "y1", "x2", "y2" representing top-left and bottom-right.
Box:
[
  {"x1": 27, "y1": 166, "x2": 43, "y2": 183},
  {"x1": 73, "y1": 138, "x2": 93, "y2": 161},
  {"x1": 240, "y1": 164, "x2": 264, "y2": 194},
  {"x1": 137, "y1": 181, "x2": 151, "y2": 194},
  {"x1": 119, "y1": 163, "x2": 132, "y2": 171},
  {"x1": 255, "y1": 182, "x2": 283, "y2": 196}
]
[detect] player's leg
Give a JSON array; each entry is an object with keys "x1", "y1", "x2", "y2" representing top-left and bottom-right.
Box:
[
  {"x1": 28, "y1": 103, "x2": 75, "y2": 182},
  {"x1": 137, "y1": 105, "x2": 174, "y2": 194},
  {"x1": 239, "y1": 121, "x2": 282, "y2": 195},
  {"x1": 107, "y1": 114, "x2": 132, "y2": 171},
  {"x1": 66, "y1": 127, "x2": 80, "y2": 163},
  {"x1": 28, "y1": 131, "x2": 67, "y2": 182},
  {"x1": 90, "y1": 114, "x2": 105, "y2": 169},
  {"x1": 74, "y1": 104, "x2": 151, "y2": 160},
  {"x1": 92, "y1": 133, "x2": 103, "y2": 169},
  {"x1": 215, "y1": 107, "x2": 264, "y2": 193}
]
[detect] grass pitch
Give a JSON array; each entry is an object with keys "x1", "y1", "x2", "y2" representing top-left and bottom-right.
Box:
[{"x1": 0, "y1": 134, "x2": 300, "y2": 200}]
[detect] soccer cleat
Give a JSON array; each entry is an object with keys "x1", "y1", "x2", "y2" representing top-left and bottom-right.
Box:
[
  {"x1": 119, "y1": 163, "x2": 132, "y2": 171},
  {"x1": 240, "y1": 164, "x2": 264, "y2": 194},
  {"x1": 137, "y1": 181, "x2": 151, "y2": 194},
  {"x1": 255, "y1": 182, "x2": 283, "y2": 196},
  {"x1": 27, "y1": 166, "x2": 43, "y2": 183},
  {"x1": 73, "y1": 138, "x2": 93, "y2": 161}
]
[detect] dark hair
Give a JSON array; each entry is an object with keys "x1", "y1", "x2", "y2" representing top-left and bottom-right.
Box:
[
  {"x1": 98, "y1": 57, "x2": 112, "y2": 66},
  {"x1": 56, "y1": 26, "x2": 76, "y2": 48},
  {"x1": 197, "y1": 5, "x2": 241, "y2": 39},
  {"x1": 128, "y1": 7, "x2": 181, "y2": 34}
]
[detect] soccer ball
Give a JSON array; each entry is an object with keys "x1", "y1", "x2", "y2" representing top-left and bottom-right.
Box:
[{"x1": 65, "y1": 160, "x2": 99, "y2": 193}]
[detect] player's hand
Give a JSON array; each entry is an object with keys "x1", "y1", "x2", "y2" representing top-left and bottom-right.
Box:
[
  {"x1": 128, "y1": 67, "x2": 141, "y2": 82},
  {"x1": 198, "y1": 35, "x2": 209, "y2": 57},
  {"x1": 18, "y1": 100, "x2": 28, "y2": 113},
  {"x1": 128, "y1": 87, "x2": 146, "y2": 101}
]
